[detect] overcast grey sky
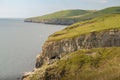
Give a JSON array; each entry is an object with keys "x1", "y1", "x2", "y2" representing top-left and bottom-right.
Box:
[{"x1": 0, "y1": 0, "x2": 120, "y2": 18}]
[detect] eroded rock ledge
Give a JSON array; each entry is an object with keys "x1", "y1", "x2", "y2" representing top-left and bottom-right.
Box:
[{"x1": 35, "y1": 29, "x2": 120, "y2": 68}]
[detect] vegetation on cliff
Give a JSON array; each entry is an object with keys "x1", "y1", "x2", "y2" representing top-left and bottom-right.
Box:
[
  {"x1": 48, "y1": 13, "x2": 120, "y2": 41},
  {"x1": 23, "y1": 6, "x2": 120, "y2": 80},
  {"x1": 25, "y1": 6, "x2": 120, "y2": 25},
  {"x1": 24, "y1": 47, "x2": 120, "y2": 80},
  {"x1": 28, "y1": 10, "x2": 92, "y2": 20},
  {"x1": 24, "y1": 9, "x2": 93, "y2": 25}
]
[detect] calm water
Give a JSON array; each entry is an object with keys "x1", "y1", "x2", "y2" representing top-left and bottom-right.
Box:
[{"x1": 0, "y1": 19, "x2": 66, "y2": 80}]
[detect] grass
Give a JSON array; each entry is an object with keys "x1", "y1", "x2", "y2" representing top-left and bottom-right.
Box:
[
  {"x1": 48, "y1": 13, "x2": 120, "y2": 41},
  {"x1": 72, "y1": 6, "x2": 120, "y2": 21},
  {"x1": 25, "y1": 47, "x2": 120, "y2": 80},
  {"x1": 25, "y1": 6, "x2": 120, "y2": 24},
  {"x1": 26, "y1": 9, "x2": 92, "y2": 20},
  {"x1": 57, "y1": 47, "x2": 120, "y2": 80},
  {"x1": 23, "y1": 6, "x2": 120, "y2": 80},
  {"x1": 38, "y1": 10, "x2": 91, "y2": 19}
]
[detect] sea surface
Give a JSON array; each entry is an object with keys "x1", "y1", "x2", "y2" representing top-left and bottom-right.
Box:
[{"x1": 0, "y1": 19, "x2": 66, "y2": 80}]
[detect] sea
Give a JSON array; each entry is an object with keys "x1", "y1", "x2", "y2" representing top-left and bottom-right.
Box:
[{"x1": 0, "y1": 19, "x2": 66, "y2": 80}]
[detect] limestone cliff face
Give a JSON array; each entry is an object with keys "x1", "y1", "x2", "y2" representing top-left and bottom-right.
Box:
[{"x1": 35, "y1": 29, "x2": 120, "y2": 68}]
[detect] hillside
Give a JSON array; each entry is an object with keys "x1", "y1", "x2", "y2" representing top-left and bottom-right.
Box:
[
  {"x1": 24, "y1": 6, "x2": 120, "y2": 25},
  {"x1": 24, "y1": 9, "x2": 93, "y2": 25},
  {"x1": 22, "y1": 13, "x2": 120, "y2": 80},
  {"x1": 72, "y1": 6, "x2": 120, "y2": 21},
  {"x1": 32, "y1": 10, "x2": 92, "y2": 19},
  {"x1": 23, "y1": 47, "x2": 120, "y2": 80},
  {"x1": 48, "y1": 13, "x2": 120, "y2": 41}
]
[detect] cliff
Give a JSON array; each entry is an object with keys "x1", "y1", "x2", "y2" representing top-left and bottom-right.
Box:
[
  {"x1": 24, "y1": 6, "x2": 120, "y2": 25},
  {"x1": 22, "y1": 13, "x2": 120, "y2": 80},
  {"x1": 23, "y1": 47, "x2": 120, "y2": 80},
  {"x1": 35, "y1": 29, "x2": 120, "y2": 68}
]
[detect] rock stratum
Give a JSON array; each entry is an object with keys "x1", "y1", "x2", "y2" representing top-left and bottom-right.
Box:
[
  {"x1": 35, "y1": 29, "x2": 120, "y2": 68},
  {"x1": 22, "y1": 29, "x2": 120, "y2": 80},
  {"x1": 23, "y1": 12, "x2": 120, "y2": 80}
]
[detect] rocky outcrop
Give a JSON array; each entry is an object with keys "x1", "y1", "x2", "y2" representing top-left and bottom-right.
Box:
[
  {"x1": 35, "y1": 29, "x2": 120, "y2": 68},
  {"x1": 24, "y1": 18, "x2": 76, "y2": 25},
  {"x1": 22, "y1": 29, "x2": 120, "y2": 80}
]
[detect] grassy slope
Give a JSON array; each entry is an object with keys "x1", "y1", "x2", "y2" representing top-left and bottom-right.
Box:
[
  {"x1": 48, "y1": 13, "x2": 120, "y2": 41},
  {"x1": 28, "y1": 47, "x2": 120, "y2": 80},
  {"x1": 26, "y1": 10, "x2": 92, "y2": 20},
  {"x1": 25, "y1": 6, "x2": 120, "y2": 23},
  {"x1": 72, "y1": 6, "x2": 120, "y2": 20}
]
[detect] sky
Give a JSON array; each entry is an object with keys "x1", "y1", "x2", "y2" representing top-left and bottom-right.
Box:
[{"x1": 0, "y1": 0, "x2": 120, "y2": 18}]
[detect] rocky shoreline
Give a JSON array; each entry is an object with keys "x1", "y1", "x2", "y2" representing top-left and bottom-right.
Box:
[{"x1": 24, "y1": 18, "x2": 76, "y2": 25}]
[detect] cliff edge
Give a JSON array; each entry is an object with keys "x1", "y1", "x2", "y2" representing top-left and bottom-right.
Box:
[{"x1": 23, "y1": 13, "x2": 120, "y2": 80}]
